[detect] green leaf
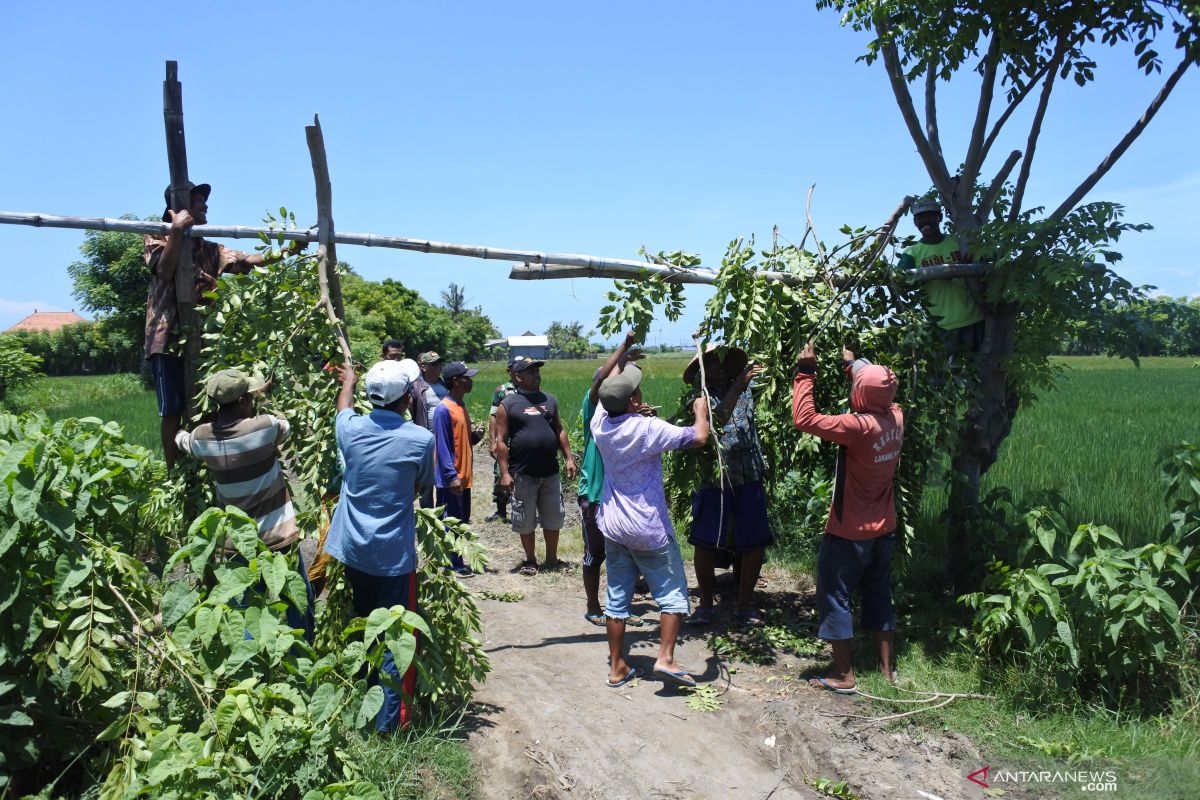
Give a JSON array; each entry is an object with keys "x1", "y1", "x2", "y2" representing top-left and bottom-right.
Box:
[
  {"x1": 0, "y1": 709, "x2": 34, "y2": 727},
  {"x1": 387, "y1": 631, "x2": 418, "y2": 675},
  {"x1": 355, "y1": 685, "x2": 384, "y2": 729},
  {"x1": 160, "y1": 581, "x2": 200, "y2": 628},
  {"x1": 308, "y1": 682, "x2": 341, "y2": 724},
  {"x1": 263, "y1": 552, "x2": 288, "y2": 599}
]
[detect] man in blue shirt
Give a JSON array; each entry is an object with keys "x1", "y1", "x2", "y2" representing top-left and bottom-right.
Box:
[{"x1": 325, "y1": 359, "x2": 434, "y2": 733}]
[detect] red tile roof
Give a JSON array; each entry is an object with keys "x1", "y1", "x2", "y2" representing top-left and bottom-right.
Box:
[{"x1": 6, "y1": 310, "x2": 88, "y2": 333}]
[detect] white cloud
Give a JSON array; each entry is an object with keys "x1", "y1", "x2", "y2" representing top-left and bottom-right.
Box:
[{"x1": 0, "y1": 297, "x2": 66, "y2": 331}]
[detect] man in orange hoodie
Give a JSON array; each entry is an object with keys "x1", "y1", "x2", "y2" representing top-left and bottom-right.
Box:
[{"x1": 792, "y1": 342, "x2": 904, "y2": 692}]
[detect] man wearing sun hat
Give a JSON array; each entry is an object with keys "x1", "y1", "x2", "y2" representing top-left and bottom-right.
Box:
[
  {"x1": 684, "y1": 343, "x2": 771, "y2": 628},
  {"x1": 324, "y1": 358, "x2": 434, "y2": 733},
  {"x1": 145, "y1": 181, "x2": 304, "y2": 471},
  {"x1": 174, "y1": 367, "x2": 314, "y2": 639}
]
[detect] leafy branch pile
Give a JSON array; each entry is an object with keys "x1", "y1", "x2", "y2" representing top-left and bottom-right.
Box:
[{"x1": 1, "y1": 216, "x2": 490, "y2": 797}]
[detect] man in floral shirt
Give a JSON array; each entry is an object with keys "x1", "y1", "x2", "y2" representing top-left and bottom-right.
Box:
[{"x1": 145, "y1": 181, "x2": 301, "y2": 469}]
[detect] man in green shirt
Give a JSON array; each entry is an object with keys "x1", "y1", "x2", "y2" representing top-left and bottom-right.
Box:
[
  {"x1": 897, "y1": 197, "x2": 985, "y2": 352},
  {"x1": 578, "y1": 331, "x2": 644, "y2": 626}
]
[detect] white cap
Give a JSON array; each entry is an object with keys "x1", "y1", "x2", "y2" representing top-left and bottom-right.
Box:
[
  {"x1": 395, "y1": 358, "x2": 421, "y2": 383},
  {"x1": 364, "y1": 360, "x2": 413, "y2": 407}
]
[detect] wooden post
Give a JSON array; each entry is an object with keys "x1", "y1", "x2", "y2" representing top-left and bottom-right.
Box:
[
  {"x1": 163, "y1": 61, "x2": 199, "y2": 417},
  {"x1": 305, "y1": 114, "x2": 352, "y2": 362}
]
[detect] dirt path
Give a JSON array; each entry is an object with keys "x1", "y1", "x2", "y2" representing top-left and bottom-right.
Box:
[{"x1": 459, "y1": 451, "x2": 1013, "y2": 800}]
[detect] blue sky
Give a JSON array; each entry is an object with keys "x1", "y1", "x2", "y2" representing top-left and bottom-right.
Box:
[{"x1": 1, "y1": 2, "x2": 1197, "y2": 346}]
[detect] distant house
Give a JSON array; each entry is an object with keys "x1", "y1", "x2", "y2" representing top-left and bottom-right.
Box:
[
  {"x1": 491, "y1": 332, "x2": 550, "y2": 361},
  {"x1": 6, "y1": 310, "x2": 87, "y2": 333}
]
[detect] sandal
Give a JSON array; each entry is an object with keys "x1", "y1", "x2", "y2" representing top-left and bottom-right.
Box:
[
  {"x1": 625, "y1": 614, "x2": 647, "y2": 627},
  {"x1": 518, "y1": 560, "x2": 538, "y2": 576},
  {"x1": 687, "y1": 607, "x2": 714, "y2": 627},
  {"x1": 733, "y1": 609, "x2": 767, "y2": 627},
  {"x1": 584, "y1": 611, "x2": 606, "y2": 627}
]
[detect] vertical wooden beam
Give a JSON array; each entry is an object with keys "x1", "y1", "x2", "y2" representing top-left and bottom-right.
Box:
[
  {"x1": 305, "y1": 114, "x2": 352, "y2": 362},
  {"x1": 163, "y1": 60, "x2": 199, "y2": 415}
]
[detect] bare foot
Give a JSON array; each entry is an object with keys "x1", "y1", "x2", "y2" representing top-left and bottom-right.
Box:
[{"x1": 608, "y1": 658, "x2": 633, "y2": 685}]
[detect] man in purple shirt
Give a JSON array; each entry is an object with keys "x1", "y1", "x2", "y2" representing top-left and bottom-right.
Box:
[{"x1": 591, "y1": 363, "x2": 710, "y2": 688}]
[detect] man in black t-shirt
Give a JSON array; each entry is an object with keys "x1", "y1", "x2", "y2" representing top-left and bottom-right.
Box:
[{"x1": 494, "y1": 355, "x2": 577, "y2": 575}]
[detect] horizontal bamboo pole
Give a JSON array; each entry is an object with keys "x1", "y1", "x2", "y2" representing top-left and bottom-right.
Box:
[
  {"x1": 0, "y1": 210, "x2": 720, "y2": 278},
  {"x1": 3, "y1": 209, "x2": 1065, "y2": 285}
]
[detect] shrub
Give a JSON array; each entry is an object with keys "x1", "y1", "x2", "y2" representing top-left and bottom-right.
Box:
[{"x1": 959, "y1": 444, "x2": 1198, "y2": 707}]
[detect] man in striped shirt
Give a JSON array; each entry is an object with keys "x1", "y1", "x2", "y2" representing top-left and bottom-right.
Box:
[{"x1": 174, "y1": 367, "x2": 314, "y2": 639}]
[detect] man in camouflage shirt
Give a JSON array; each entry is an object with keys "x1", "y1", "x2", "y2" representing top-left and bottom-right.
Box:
[
  {"x1": 144, "y1": 181, "x2": 301, "y2": 469},
  {"x1": 486, "y1": 364, "x2": 518, "y2": 522}
]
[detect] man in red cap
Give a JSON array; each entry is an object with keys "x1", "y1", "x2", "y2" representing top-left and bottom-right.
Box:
[
  {"x1": 792, "y1": 342, "x2": 904, "y2": 692},
  {"x1": 144, "y1": 181, "x2": 302, "y2": 469}
]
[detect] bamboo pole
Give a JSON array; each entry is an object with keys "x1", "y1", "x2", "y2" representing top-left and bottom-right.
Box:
[
  {"x1": 0, "y1": 210, "x2": 1022, "y2": 284},
  {"x1": 162, "y1": 61, "x2": 199, "y2": 416},
  {"x1": 304, "y1": 114, "x2": 352, "y2": 363}
]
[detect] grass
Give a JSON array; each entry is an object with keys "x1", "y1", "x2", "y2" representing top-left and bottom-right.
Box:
[
  {"x1": 349, "y1": 713, "x2": 477, "y2": 799},
  {"x1": 9, "y1": 357, "x2": 1199, "y2": 796},
  {"x1": 848, "y1": 636, "x2": 1200, "y2": 799}
]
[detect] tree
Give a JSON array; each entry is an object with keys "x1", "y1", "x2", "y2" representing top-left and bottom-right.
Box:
[
  {"x1": 818, "y1": 0, "x2": 1200, "y2": 590},
  {"x1": 340, "y1": 267, "x2": 498, "y2": 363},
  {"x1": 66, "y1": 216, "x2": 153, "y2": 370},
  {"x1": 441, "y1": 282, "x2": 468, "y2": 318},
  {"x1": 0, "y1": 335, "x2": 41, "y2": 404},
  {"x1": 545, "y1": 320, "x2": 587, "y2": 356}
]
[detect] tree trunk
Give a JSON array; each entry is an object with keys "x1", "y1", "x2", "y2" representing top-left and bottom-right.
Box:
[{"x1": 945, "y1": 305, "x2": 1020, "y2": 593}]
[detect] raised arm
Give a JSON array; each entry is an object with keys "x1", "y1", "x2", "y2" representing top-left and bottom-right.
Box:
[
  {"x1": 791, "y1": 342, "x2": 864, "y2": 446},
  {"x1": 589, "y1": 330, "x2": 640, "y2": 406},
  {"x1": 336, "y1": 363, "x2": 357, "y2": 412},
  {"x1": 153, "y1": 209, "x2": 195, "y2": 283},
  {"x1": 714, "y1": 363, "x2": 763, "y2": 426},
  {"x1": 687, "y1": 395, "x2": 711, "y2": 448}
]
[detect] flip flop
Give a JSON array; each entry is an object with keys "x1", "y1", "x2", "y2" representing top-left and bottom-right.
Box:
[
  {"x1": 607, "y1": 667, "x2": 640, "y2": 688},
  {"x1": 625, "y1": 614, "x2": 647, "y2": 627},
  {"x1": 518, "y1": 560, "x2": 538, "y2": 576},
  {"x1": 653, "y1": 667, "x2": 697, "y2": 688},
  {"x1": 584, "y1": 611, "x2": 606, "y2": 627},
  {"x1": 810, "y1": 676, "x2": 857, "y2": 694},
  {"x1": 687, "y1": 607, "x2": 714, "y2": 627},
  {"x1": 733, "y1": 609, "x2": 766, "y2": 627}
]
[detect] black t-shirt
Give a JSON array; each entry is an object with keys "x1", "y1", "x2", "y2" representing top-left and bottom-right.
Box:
[{"x1": 501, "y1": 391, "x2": 561, "y2": 478}]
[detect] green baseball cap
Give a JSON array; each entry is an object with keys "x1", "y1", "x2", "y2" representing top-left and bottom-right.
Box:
[
  {"x1": 206, "y1": 368, "x2": 266, "y2": 404},
  {"x1": 599, "y1": 364, "x2": 642, "y2": 415},
  {"x1": 418, "y1": 351, "x2": 444, "y2": 366}
]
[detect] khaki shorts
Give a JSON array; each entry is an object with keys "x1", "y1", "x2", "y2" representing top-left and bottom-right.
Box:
[{"x1": 510, "y1": 473, "x2": 565, "y2": 534}]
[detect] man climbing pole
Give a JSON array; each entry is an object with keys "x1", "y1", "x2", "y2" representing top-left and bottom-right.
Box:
[{"x1": 144, "y1": 181, "x2": 302, "y2": 469}]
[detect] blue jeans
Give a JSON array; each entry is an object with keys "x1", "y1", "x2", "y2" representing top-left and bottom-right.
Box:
[
  {"x1": 816, "y1": 532, "x2": 895, "y2": 640},
  {"x1": 436, "y1": 487, "x2": 471, "y2": 571},
  {"x1": 604, "y1": 538, "x2": 690, "y2": 619},
  {"x1": 345, "y1": 566, "x2": 419, "y2": 733}
]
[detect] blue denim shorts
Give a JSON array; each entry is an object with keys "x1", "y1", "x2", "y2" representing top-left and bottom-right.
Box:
[
  {"x1": 604, "y1": 538, "x2": 690, "y2": 618},
  {"x1": 149, "y1": 353, "x2": 186, "y2": 417},
  {"x1": 816, "y1": 532, "x2": 895, "y2": 640}
]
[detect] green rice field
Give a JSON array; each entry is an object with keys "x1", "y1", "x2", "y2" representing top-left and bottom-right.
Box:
[{"x1": 9, "y1": 355, "x2": 1197, "y2": 542}]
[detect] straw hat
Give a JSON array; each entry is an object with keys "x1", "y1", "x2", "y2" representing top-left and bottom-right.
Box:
[{"x1": 683, "y1": 343, "x2": 748, "y2": 385}]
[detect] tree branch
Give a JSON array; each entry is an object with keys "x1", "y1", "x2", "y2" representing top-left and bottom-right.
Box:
[
  {"x1": 1009, "y1": 36, "x2": 1067, "y2": 220},
  {"x1": 1052, "y1": 53, "x2": 1197, "y2": 220},
  {"x1": 875, "y1": 23, "x2": 955, "y2": 202},
  {"x1": 978, "y1": 65, "x2": 1047, "y2": 165},
  {"x1": 925, "y1": 64, "x2": 944, "y2": 164},
  {"x1": 977, "y1": 149, "x2": 1023, "y2": 222},
  {"x1": 957, "y1": 36, "x2": 1002, "y2": 208}
]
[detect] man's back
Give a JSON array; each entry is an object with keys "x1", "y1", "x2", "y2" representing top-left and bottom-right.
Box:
[
  {"x1": 176, "y1": 413, "x2": 297, "y2": 551},
  {"x1": 590, "y1": 409, "x2": 695, "y2": 550},
  {"x1": 500, "y1": 391, "x2": 560, "y2": 478},
  {"x1": 326, "y1": 407, "x2": 434, "y2": 576}
]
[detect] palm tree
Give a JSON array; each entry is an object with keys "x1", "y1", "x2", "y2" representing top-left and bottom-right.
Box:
[{"x1": 441, "y1": 283, "x2": 468, "y2": 319}]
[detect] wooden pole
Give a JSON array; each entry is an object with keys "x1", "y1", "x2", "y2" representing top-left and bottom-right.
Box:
[
  {"x1": 1, "y1": 211, "x2": 1038, "y2": 284},
  {"x1": 304, "y1": 114, "x2": 352, "y2": 363},
  {"x1": 163, "y1": 61, "x2": 199, "y2": 417}
]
